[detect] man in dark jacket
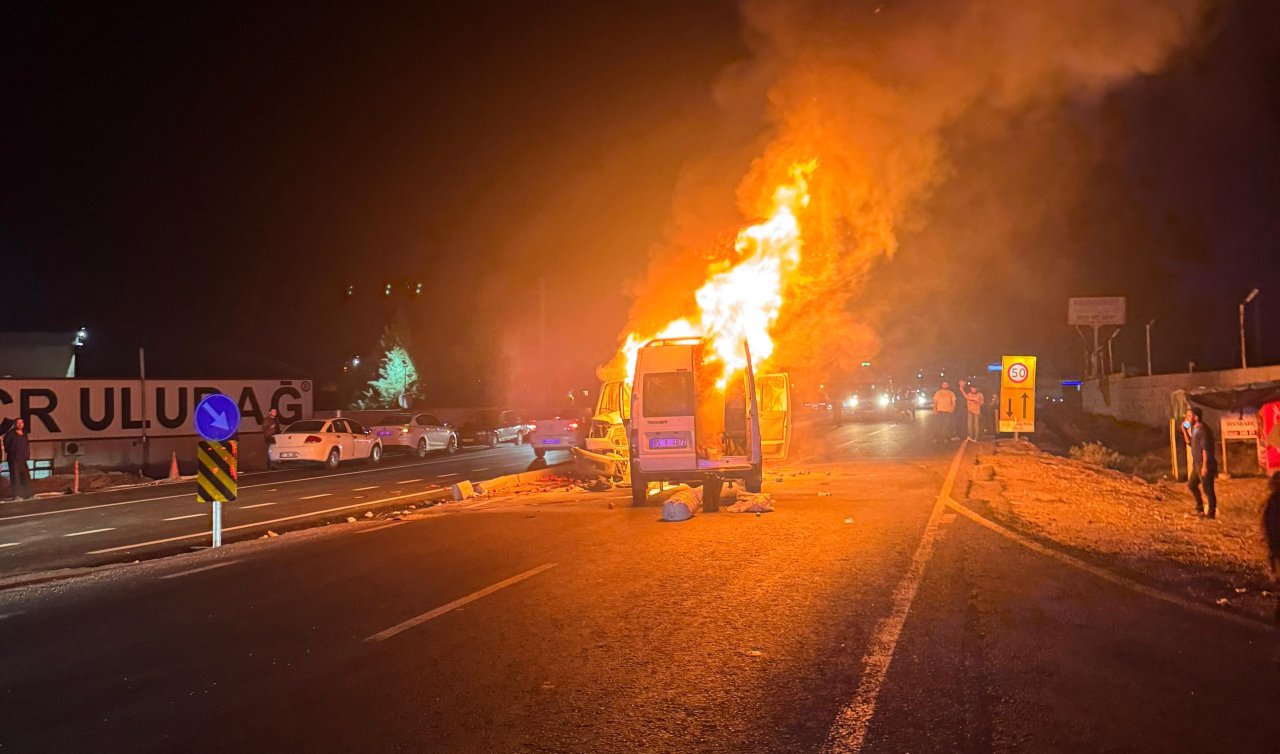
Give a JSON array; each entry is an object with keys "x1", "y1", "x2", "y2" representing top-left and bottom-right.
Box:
[
  {"x1": 3, "y1": 418, "x2": 33, "y2": 500},
  {"x1": 1185, "y1": 408, "x2": 1218, "y2": 518},
  {"x1": 262, "y1": 408, "x2": 284, "y2": 469}
]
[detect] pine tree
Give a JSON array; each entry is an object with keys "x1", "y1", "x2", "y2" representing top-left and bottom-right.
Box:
[{"x1": 352, "y1": 324, "x2": 422, "y2": 409}]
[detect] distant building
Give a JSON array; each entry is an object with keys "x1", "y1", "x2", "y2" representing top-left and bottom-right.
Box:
[{"x1": 0, "y1": 332, "x2": 79, "y2": 378}]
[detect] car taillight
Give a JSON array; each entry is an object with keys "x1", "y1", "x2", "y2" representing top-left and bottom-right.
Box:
[
  {"x1": 567, "y1": 421, "x2": 579, "y2": 430},
  {"x1": 401, "y1": 427, "x2": 410, "y2": 434},
  {"x1": 304, "y1": 435, "x2": 322, "y2": 444}
]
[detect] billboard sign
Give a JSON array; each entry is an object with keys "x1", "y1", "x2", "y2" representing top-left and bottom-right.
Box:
[{"x1": 1068, "y1": 297, "x2": 1126, "y2": 326}]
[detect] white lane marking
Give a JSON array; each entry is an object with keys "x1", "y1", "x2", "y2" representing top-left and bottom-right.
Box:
[
  {"x1": 474, "y1": 467, "x2": 492, "y2": 472},
  {"x1": 353, "y1": 485, "x2": 380, "y2": 491},
  {"x1": 821, "y1": 440, "x2": 967, "y2": 754},
  {"x1": 163, "y1": 513, "x2": 204, "y2": 521},
  {"x1": 945, "y1": 499, "x2": 1270, "y2": 634},
  {"x1": 366, "y1": 563, "x2": 557, "y2": 642},
  {"x1": 0, "y1": 455, "x2": 483, "y2": 522},
  {"x1": 239, "y1": 502, "x2": 277, "y2": 509},
  {"x1": 299, "y1": 493, "x2": 331, "y2": 500},
  {"x1": 397, "y1": 478, "x2": 423, "y2": 484},
  {"x1": 0, "y1": 542, "x2": 21, "y2": 548},
  {"x1": 159, "y1": 561, "x2": 239, "y2": 580},
  {"x1": 355, "y1": 521, "x2": 409, "y2": 535},
  {"x1": 437, "y1": 473, "x2": 458, "y2": 478},
  {"x1": 87, "y1": 489, "x2": 452, "y2": 554},
  {"x1": 65, "y1": 527, "x2": 116, "y2": 537}
]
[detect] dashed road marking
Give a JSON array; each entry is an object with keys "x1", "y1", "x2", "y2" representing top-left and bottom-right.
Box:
[
  {"x1": 397, "y1": 479, "x2": 423, "y2": 484},
  {"x1": 65, "y1": 528, "x2": 116, "y2": 537},
  {"x1": 366, "y1": 563, "x2": 557, "y2": 642},
  {"x1": 0, "y1": 542, "x2": 20, "y2": 548},
  {"x1": 822, "y1": 440, "x2": 967, "y2": 754},
  {"x1": 299, "y1": 493, "x2": 331, "y2": 500},
  {"x1": 87, "y1": 489, "x2": 452, "y2": 554},
  {"x1": 163, "y1": 514, "x2": 204, "y2": 521},
  {"x1": 159, "y1": 561, "x2": 239, "y2": 580},
  {"x1": 239, "y1": 502, "x2": 277, "y2": 509},
  {"x1": 355, "y1": 521, "x2": 409, "y2": 535},
  {"x1": 438, "y1": 473, "x2": 458, "y2": 478},
  {"x1": 353, "y1": 486, "x2": 380, "y2": 491}
]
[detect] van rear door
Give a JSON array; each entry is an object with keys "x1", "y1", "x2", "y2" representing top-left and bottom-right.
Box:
[
  {"x1": 758, "y1": 372, "x2": 792, "y2": 461},
  {"x1": 632, "y1": 342, "x2": 698, "y2": 472}
]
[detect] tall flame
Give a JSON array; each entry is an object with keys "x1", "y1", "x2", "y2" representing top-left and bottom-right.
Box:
[{"x1": 618, "y1": 160, "x2": 815, "y2": 386}]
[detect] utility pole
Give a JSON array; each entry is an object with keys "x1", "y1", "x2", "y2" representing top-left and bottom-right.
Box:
[
  {"x1": 1240, "y1": 288, "x2": 1259, "y2": 369},
  {"x1": 539, "y1": 275, "x2": 547, "y2": 404},
  {"x1": 1145, "y1": 319, "x2": 1155, "y2": 376}
]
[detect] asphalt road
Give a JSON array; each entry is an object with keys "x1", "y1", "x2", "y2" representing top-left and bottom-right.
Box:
[
  {"x1": 2, "y1": 412, "x2": 1278, "y2": 752},
  {"x1": 0, "y1": 442, "x2": 552, "y2": 578}
]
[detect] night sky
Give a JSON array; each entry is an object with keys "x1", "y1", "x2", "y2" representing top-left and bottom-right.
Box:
[{"x1": 3, "y1": 1, "x2": 1277, "y2": 405}]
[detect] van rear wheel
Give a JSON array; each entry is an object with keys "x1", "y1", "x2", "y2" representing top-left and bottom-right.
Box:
[
  {"x1": 630, "y1": 472, "x2": 647, "y2": 506},
  {"x1": 745, "y1": 464, "x2": 763, "y2": 494},
  {"x1": 702, "y1": 479, "x2": 723, "y2": 513}
]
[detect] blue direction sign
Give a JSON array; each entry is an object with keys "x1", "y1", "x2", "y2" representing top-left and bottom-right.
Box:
[{"x1": 195, "y1": 393, "x2": 241, "y2": 442}]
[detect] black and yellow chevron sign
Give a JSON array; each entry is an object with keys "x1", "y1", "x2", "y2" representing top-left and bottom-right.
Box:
[{"x1": 196, "y1": 440, "x2": 238, "y2": 503}]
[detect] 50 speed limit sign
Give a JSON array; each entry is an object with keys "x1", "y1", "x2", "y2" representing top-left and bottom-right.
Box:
[{"x1": 999, "y1": 355, "x2": 1037, "y2": 434}]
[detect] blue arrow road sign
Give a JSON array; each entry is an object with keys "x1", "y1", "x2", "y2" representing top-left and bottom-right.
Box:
[{"x1": 195, "y1": 393, "x2": 241, "y2": 442}]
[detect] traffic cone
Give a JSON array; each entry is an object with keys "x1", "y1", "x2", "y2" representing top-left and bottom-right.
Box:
[{"x1": 168, "y1": 452, "x2": 180, "y2": 481}]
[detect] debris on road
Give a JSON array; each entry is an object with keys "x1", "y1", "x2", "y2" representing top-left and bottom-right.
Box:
[
  {"x1": 346, "y1": 517, "x2": 358, "y2": 523},
  {"x1": 363, "y1": 511, "x2": 374, "y2": 518},
  {"x1": 843, "y1": 517, "x2": 854, "y2": 525},
  {"x1": 661, "y1": 488, "x2": 701, "y2": 522},
  {"x1": 726, "y1": 492, "x2": 774, "y2": 514},
  {"x1": 817, "y1": 491, "x2": 832, "y2": 497}
]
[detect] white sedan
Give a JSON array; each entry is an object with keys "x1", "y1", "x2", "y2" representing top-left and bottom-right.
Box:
[
  {"x1": 268, "y1": 418, "x2": 383, "y2": 469},
  {"x1": 368, "y1": 412, "x2": 458, "y2": 457}
]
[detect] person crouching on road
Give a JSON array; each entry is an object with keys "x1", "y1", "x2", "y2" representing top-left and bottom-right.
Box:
[
  {"x1": 262, "y1": 408, "x2": 283, "y2": 469},
  {"x1": 932, "y1": 382, "x2": 957, "y2": 442},
  {"x1": 1185, "y1": 408, "x2": 1218, "y2": 519},
  {"x1": 965, "y1": 385, "x2": 986, "y2": 441},
  {"x1": 3, "y1": 418, "x2": 33, "y2": 501}
]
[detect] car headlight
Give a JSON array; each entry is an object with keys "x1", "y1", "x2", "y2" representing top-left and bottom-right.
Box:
[
  {"x1": 877, "y1": 394, "x2": 890, "y2": 408},
  {"x1": 916, "y1": 395, "x2": 927, "y2": 407},
  {"x1": 844, "y1": 396, "x2": 859, "y2": 408}
]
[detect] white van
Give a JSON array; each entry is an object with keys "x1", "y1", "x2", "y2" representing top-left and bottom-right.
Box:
[{"x1": 628, "y1": 337, "x2": 792, "y2": 510}]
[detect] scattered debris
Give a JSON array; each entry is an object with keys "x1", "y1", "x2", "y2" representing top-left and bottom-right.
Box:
[
  {"x1": 1234, "y1": 587, "x2": 1248, "y2": 594},
  {"x1": 346, "y1": 517, "x2": 358, "y2": 523},
  {"x1": 451, "y1": 480, "x2": 477, "y2": 501},
  {"x1": 743, "y1": 649, "x2": 764, "y2": 658},
  {"x1": 363, "y1": 511, "x2": 374, "y2": 518},
  {"x1": 817, "y1": 491, "x2": 833, "y2": 497},
  {"x1": 266, "y1": 530, "x2": 279, "y2": 538},
  {"x1": 661, "y1": 488, "x2": 701, "y2": 522},
  {"x1": 843, "y1": 517, "x2": 854, "y2": 525},
  {"x1": 726, "y1": 491, "x2": 774, "y2": 514},
  {"x1": 1215, "y1": 598, "x2": 1230, "y2": 606}
]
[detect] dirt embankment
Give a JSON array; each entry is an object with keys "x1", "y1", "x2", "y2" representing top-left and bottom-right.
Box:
[{"x1": 965, "y1": 440, "x2": 1276, "y2": 622}]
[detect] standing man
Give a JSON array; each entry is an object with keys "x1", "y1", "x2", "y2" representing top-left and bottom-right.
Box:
[
  {"x1": 932, "y1": 381, "x2": 957, "y2": 442},
  {"x1": 965, "y1": 384, "x2": 986, "y2": 441},
  {"x1": 262, "y1": 408, "x2": 284, "y2": 469},
  {"x1": 3, "y1": 418, "x2": 33, "y2": 501},
  {"x1": 1186, "y1": 408, "x2": 1218, "y2": 519}
]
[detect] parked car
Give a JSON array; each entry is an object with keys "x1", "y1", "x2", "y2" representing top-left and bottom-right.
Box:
[
  {"x1": 368, "y1": 412, "x2": 458, "y2": 457},
  {"x1": 526, "y1": 407, "x2": 585, "y2": 458},
  {"x1": 268, "y1": 418, "x2": 383, "y2": 469},
  {"x1": 458, "y1": 409, "x2": 527, "y2": 448}
]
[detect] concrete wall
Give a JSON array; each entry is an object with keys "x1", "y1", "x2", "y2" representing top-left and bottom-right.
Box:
[{"x1": 1083, "y1": 365, "x2": 1280, "y2": 427}]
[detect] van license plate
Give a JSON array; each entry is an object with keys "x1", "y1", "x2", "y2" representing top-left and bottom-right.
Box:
[{"x1": 649, "y1": 437, "x2": 687, "y2": 450}]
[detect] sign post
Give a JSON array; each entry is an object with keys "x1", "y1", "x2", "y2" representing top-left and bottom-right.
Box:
[
  {"x1": 999, "y1": 355, "x2": 1037, "y2": 436},
  {"x1": 1068, "y1": 297, "x2": 1125, "y2": 378},
  {"x1": 194, "y1": 394, "x2": 241, "y2": 548}
]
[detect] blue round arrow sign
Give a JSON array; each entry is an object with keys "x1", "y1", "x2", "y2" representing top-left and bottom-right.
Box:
[{"x1": 195, "y1": 393, "x2": 241, "y2": 442}]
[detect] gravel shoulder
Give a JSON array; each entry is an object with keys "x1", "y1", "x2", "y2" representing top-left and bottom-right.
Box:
[{"x1": 963, "y1": 439, "x2": 1276, "y2": 621}]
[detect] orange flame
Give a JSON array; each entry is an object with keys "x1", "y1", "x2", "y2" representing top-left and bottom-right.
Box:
[{"x1": 619, "y1": 160, "x2": 815, "y2": 386}]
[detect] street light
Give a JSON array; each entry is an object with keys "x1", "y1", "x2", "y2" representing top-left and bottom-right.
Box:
[
  {"x1": 1145, "y1": 319, "x2": 1155, "y2": 376},
  {"x1": 1240, "y1": 288, "x2": 1260, "y2": 369}
]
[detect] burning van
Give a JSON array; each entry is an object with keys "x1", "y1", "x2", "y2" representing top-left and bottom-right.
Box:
[{"x1": 627, "y1": 336, "x2": 791, "y2": 511}]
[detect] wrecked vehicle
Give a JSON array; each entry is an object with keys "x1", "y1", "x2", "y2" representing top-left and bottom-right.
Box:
[{"x1": 627, "y1": 336, "x2": 791, "y2": 511}]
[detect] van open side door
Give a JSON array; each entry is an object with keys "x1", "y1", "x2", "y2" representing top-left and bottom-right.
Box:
[{"x1": 758, "y1": 372, "x2": 792, "y2": 461}]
